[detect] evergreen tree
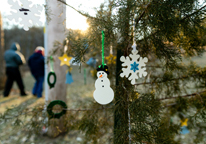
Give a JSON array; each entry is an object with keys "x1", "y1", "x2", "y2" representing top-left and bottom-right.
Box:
[{"x1": 64, "y1": 0, "x2": 206, "y2": 143}]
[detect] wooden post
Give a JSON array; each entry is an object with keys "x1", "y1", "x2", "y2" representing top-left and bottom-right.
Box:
[{"x1": 46, "y1": 0, "x2": 67, "y2": 137}]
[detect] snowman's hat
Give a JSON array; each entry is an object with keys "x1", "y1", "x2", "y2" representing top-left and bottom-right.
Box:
[{"x1": 97, "y1": 64, "x2": 109, "y2": 75}]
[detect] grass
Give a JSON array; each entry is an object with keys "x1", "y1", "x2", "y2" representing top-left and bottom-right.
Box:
[{"x1": 0, "y1": 65, "x2": 96, "y2": 144}]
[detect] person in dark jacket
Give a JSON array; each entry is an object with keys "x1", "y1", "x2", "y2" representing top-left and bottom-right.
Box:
[
  {"x1": 28, "y1": 46, "x2": 44, "y2": 98},
  {"x1": 3, "y1": 42, "x2": 27, "y2": 97}
]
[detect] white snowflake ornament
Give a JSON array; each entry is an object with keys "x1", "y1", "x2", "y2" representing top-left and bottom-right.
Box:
[
  {"x1": 120, "y1": 50, "x2": 148, "y2": 85},
  {"x1": 8, "y1": 0, "x2": 43, "y2": 31}
]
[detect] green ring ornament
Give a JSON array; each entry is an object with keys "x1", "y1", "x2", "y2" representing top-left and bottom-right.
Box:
[
  {"x1": 47, "y1": 72, "x2": 56, "y2": 89},
  {"x1": 47, "y1": 100, "x2": 67, "y2": 119}
]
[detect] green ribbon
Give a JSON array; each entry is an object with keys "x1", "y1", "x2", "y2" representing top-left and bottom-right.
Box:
[
  {"x1": 47, "y1": 72, "x2": 56, "y2": 89},
  {"x1": 84, "y1": 68, "x2": 86, "y2": 85},
  {"x1": 102, "y1": 30, "x2": 105, "y2": 68},
  {"x1": 47, "y1": 56, "x2": 56, "y2": 89},
  {"x1": 47, "y1": 100, "x2": 67, "y2": 119},
  {"x1": 50, "y1": 56, "x2": 54, "y2": 72}
]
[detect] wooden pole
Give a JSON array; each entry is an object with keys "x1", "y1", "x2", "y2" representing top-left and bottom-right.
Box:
[{"x1": 46, "y1": 0, "x2": 67, "y2": 137}]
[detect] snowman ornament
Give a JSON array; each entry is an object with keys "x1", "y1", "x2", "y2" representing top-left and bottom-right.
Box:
[{"x1": 93, "y1": 65, "x2": 114, "y2": 105}]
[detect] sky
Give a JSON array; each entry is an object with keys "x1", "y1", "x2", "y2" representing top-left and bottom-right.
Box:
[{"x1": 0, "y1": 0, "x2": 106, "y2": 31}]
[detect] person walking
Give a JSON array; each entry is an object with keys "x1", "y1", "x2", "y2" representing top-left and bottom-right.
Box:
[
  {"x1": 3, "y1": 42, "x2": 27, "y2": 97},
  {"x1": 28, "y1": 46, "x2": 44, "y2": 98}
]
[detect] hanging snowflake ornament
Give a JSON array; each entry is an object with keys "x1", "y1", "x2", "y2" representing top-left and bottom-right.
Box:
[
  {"x1": 120, "y1": 15, "x2": 148, "y2": 85},
  {"x1": 120, "y1": 49, "x2": 148, "y2": 85},
  {"x1": 8, "y1": 0, "x2": 43, "y2": 31}
]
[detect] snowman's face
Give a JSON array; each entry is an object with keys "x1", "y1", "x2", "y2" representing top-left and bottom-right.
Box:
[{"x1": 97, "y1": 71, "x2": 107, "y2": 78}]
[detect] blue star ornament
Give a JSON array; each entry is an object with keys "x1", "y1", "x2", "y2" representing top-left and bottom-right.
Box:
[{"x1": 130, "y1": 62, "x2": 139, "y2": 72}]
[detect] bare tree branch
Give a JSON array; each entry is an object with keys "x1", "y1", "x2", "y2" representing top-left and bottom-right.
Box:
[{"x1": 57, "y1": 0, "x2": 106, "y2": 22}]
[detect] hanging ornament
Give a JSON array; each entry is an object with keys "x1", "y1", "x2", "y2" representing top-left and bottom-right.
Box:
[
  {"x1": 105, "y1": 46, "x2": 116, "y2": 65},
  {"x1": 8, "y1": 0, "x2": 43, "y2": 31},
  {"x1": 47, "y1": 56, "x2": 56, "y2": 89},
  {"x1": 105, "y1": 54, "x2": 116, "y2": 65},
  {"x1": 58, "y1": 53, "x2": 72, "y2": 66},
  {"x1": 93, "y1": 31, "x2": 114, "y2": 105},
  {"x1": 47, "y1": 100, "x2": 67, "y2": 119},
  {"x1": 180, "y1": 118, "x2": 190, "y2": 135},
  {"x1": 65, "y1": 67, "x2": 74, "y2": 84},
  {"x1": 60, "y1": 38, "x2": 74, "y2": 84},
  {"x1": 59, "y1": 38, "x2": 73, "y2": 66},
  {"x1": 86, "y1": 57, "x2": 97, "y2": 68},
  {"x1": 120, "y1": 18, "x2": 148, "y2": 85}
]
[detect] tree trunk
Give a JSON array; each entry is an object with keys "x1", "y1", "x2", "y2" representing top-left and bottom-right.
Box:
[
  {"x1": 114, "y1": 0, "x2": 132, "y2": 143},
  {"x1": 46, "y1": 0, "x2": 67, "y2": 137},
  {"x1": 0, "y1": 12, "x2": 6, "y2": 90}
]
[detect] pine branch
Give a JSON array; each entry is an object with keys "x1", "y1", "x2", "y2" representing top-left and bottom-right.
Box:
[
  {"x1": 135, "y1": 3, "x2": 151, "y2": 28},
  {"x1": 158, "y1": 90, "x2": 206, "y2": 101},
  {"x1": 181, "y1": 5, "x2": 206, "y2": 21},
  {"x1": 62, "y1": 107, "x2": 113, "y2": 111},
  {"x1": 134, "y1": 75, "x2": 189, "y2": 86}
]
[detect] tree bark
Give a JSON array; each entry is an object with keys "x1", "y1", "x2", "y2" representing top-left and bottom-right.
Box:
[
  {"x1": 0, "y1": 12, "x2": 6, "y2": 90},
  {"x1": 46, "y1": 0, "x2": 67, "y2": 137},
  {"x1": 114, "y1": 0, "x2": 132, "y2": 143}
]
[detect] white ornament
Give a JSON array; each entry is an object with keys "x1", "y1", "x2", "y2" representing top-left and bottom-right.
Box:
[
  {"x1": 8, "y1": 0, "x2": 43, "y2": 31},
  {"x1": 93, "y1": 71, "x2": 114, "y2": 105},
  {"x1": 120, "y1": 50, "x2": 148, "y2": 85}
]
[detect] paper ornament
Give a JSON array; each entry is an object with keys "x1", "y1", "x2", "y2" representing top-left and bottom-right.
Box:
[
  {"x1": 120, "y1": 15, "x2": 148, "y2": 85},
  {"x1": 180, "y1": 118, "x2": 190, "y2": 134},
  {"x1": 65, "y1": 72, "x2": 74, "y2": 84},
  {"x1": 86, "y1": 57, "x2": 96, "y2": 68},
  {"x1": 105, "y1": 54, "x2": 116, "y2": 65},
  {"x1": 47, "y1": 72, "x2": 56, "y2": 89},
  {"x1": 58, "y1": 54, "x2": 72, "y2": 66},
  {"x1": 70, "y1": 57, "x2": 80, "y2": 66},
  {"x1": 180, "y1": 118, "x2": 188, "y2": 127},
  {"x1": 8, "y1": 0, "x2": 42, "y2": 31},
  {"x1": 93, "y1": 65, "x2": 114, "y2": 105},
  {"x1": 120, "y1": 49, "x2": 148, "y2": 85},
  {"x1": 47, "y1": 100, "x2": 67, "y2": 119},
  {"x1": 180, "y1": 126, "x2": 190, "y2": 135}
]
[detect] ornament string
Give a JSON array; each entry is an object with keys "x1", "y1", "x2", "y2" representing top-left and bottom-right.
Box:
[
  {"x1": 64, "y1": 38, "x2": 69, "y2": 53},
  {"x1": 50, "y1": 56, "x2": 54, "y2": 72},
  {"x1": 102, "y1": 30, "x2": 105, "y2": 68},
  {"x1": 84, "y1": 68, "x2": 86, "y2": 85},
  {"x1": 110, "y1": 45, "x2": 113, "y2": 55},
  {"x1": 132, "y1": 16, "x2": 137, "y2": 52},
  {"x1": 122, "y1": 83, "x2": 132, "y2": 144}
]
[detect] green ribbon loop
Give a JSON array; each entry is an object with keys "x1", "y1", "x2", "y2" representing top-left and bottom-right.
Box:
[
  {"x1": 47, "y1": 72, "x2": 56, "y2": 89},
  {"x1": 47, "y1": 100, "x2": 67, "y2": 119},
  {"x1": 50, "y1": 56, "x2": 54, "y2": 72},
  {"x1": 102, "y1": 30, "x2": 105, "y2": 68}
]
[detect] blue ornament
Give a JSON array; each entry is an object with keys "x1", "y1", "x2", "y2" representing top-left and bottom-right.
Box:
[
  {"x1": 86, "y1": 57, "x2": 96, "y2": 68},
  {"x1": 180, "y1": 126, "x2": 190, "y2": 135},
  {"x1": 130, "y1": 62, "x2": 139, "y2": 72},
  {"x1": 66, "y1": 72, "x2": 74, "y2": 84}
]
